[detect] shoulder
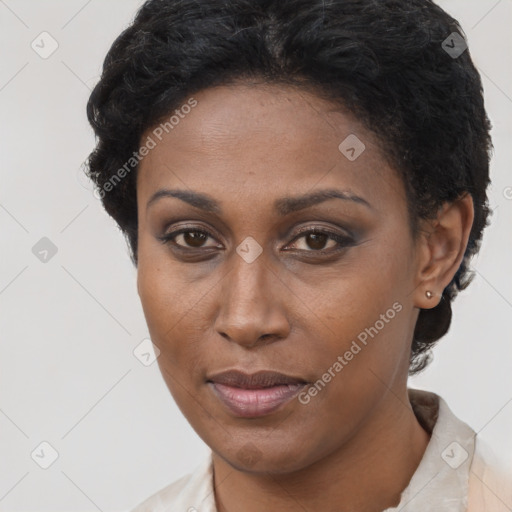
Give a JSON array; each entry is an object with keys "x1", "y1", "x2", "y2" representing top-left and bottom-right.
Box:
[
  {"x1": 129, "y1": 452, "x2": 215, "y2": 512},
  {"x1": 467, "y1": 436, "x2": 512, "y2": 512}
]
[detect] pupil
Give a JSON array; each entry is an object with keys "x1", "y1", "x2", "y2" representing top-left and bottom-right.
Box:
[
  {"x1": 184, "y1": 231, "x2": 207, "y2": 247},
  {"x1": 307, "y1": 233, "x2": 327, "y2": 250}
]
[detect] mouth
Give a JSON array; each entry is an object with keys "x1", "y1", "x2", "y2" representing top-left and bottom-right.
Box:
[{"x1": 206, "y1": 369, "x2": 308, "y2": 418}]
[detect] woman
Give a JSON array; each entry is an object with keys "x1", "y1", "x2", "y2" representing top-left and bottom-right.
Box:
[{"x1": 85, "y1": 0, "x2": 512, "y2": 510}]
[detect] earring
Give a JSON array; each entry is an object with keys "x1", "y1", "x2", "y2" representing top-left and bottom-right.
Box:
[{"x1": 425, "y1": 290, "x2": 434, "y2": 299}]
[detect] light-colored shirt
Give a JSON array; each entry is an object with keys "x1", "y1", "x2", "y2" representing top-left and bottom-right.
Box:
[{"x1": 131, "y1": 388, "x2": 512, "y2": 511}]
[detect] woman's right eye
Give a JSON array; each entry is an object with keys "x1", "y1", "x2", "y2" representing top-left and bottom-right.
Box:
[{"x1": 158, "y1": 227, "x2": 221, "y2": 249}]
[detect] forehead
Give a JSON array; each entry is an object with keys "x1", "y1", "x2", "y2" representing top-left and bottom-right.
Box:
[{"x1": 136, "y1": 83, "x2": 405, "y2": 217}]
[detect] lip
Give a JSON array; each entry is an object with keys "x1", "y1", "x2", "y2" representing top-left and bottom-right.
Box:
[
  {"x1": 206, "y1": 369, "x2": 308, "y2": 418},
  {"x1": 207, "y1": 369, "x2": 307, "y2": 388}
]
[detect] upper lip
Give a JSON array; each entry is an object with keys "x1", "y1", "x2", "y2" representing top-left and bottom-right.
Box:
[{"x1": 207, "y1": 369, "x2": 307, "y2": 389}]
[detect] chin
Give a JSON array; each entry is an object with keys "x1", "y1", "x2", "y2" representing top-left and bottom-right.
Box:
[{"x1": 214, "y1": 437, "x2": 316, "y2": 475}]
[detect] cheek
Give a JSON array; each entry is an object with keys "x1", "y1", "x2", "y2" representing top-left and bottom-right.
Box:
[
  {"x1": 296, "y1": 281, "x2": 409, "y2": 441},
  {"x1": 137, "y1": 232, "x2": 194, "y2": 328},
  {"x1": 137, "y1": 258, "x2": 220, "y2": 390},
  {"x1": 138, "y1": 269, "x2": 209, "y2": 414},
  {"x1": 137, "y1": 256, "x2": 195, "y2": 364},
  {"x1": 306, "y1": 238, "x2": 412, "y2": 377}
]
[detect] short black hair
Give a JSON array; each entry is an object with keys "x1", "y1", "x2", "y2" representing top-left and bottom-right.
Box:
[{"x1": 85, "y1": 0, "x2": 493, "y2": 375}]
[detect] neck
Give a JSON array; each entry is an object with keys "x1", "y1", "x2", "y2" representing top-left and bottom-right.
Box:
[{"x1": 212, "y1": 388, "x2": 431, "y2": 512}]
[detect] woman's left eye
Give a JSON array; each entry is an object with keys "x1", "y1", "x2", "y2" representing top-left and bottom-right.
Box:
[
  {"x1": 158, "y1": 226, "x2": 353, "y2": 254},
  {"x1": 286, "y1": 229, "x2": 353, "y2": 253}
]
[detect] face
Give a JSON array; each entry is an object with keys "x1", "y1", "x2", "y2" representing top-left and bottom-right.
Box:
[{"x1": 136, "y1": 83, "x2": 423, "y2": 473}]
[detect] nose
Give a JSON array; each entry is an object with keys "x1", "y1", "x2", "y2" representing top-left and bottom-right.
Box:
[{"x1": 213, "y1": 247, "x2": 291, "y2": 348}]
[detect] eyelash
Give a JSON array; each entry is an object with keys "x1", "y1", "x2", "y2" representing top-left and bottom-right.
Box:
[{"x1": 157, "y1": 225, "x2": 355, "y2": 256}]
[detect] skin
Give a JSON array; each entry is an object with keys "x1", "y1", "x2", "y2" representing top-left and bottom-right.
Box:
[{"x1": 135, "y1": 82, "x2": 474, "y2": 512}]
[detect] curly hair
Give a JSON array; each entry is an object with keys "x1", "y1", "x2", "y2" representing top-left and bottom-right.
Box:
[{"x1": 85, "y1": 0, "x2": 493, "y2": 375}]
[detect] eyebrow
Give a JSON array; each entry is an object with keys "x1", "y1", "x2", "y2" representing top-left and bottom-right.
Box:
[{"x1": 146, "y1": 188, "x2": 373, "y2": 215}]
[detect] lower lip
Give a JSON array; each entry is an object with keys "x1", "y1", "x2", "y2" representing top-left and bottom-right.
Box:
[{"x1": 208, "y1": 382, "x2": 306, "y2": 418}]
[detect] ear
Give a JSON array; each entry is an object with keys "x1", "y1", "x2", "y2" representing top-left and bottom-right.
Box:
[{"x1": 413, "y1": 193, "x2": 474, "y2": 309}]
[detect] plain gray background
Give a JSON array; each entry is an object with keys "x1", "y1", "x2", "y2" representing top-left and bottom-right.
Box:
[{"x1": 1, "y1": 1, "x2": 511, "y2": 510}]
